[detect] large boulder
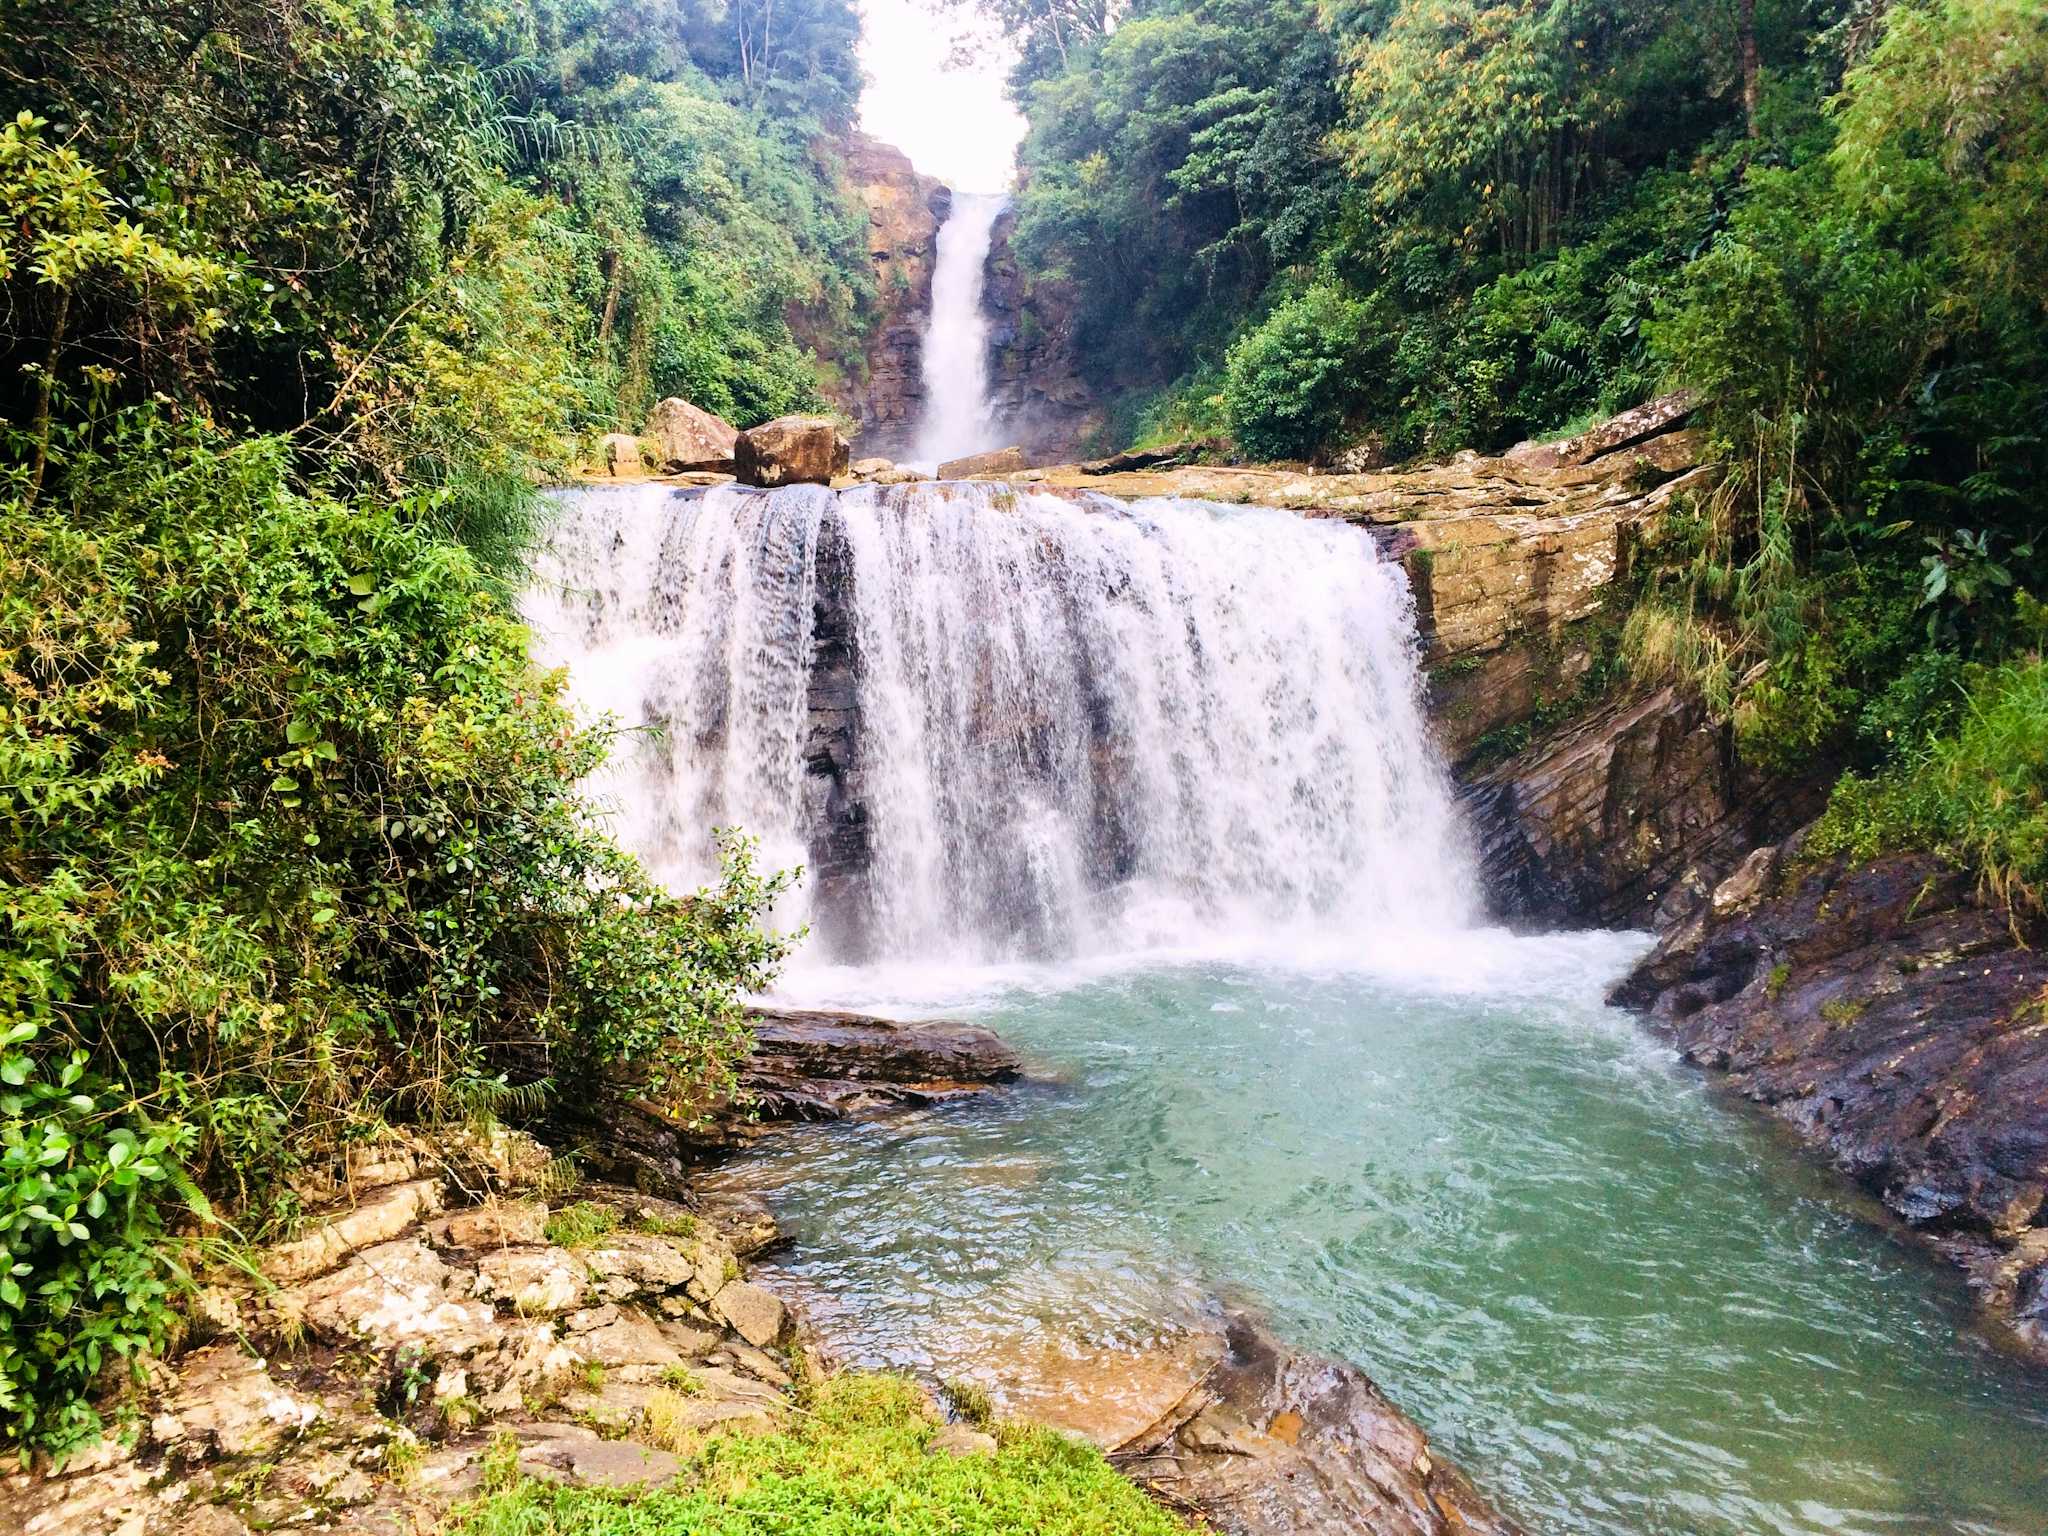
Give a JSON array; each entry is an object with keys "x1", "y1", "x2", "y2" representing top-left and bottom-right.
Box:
[
  {"x1": 645, "y1": 398, "x2": 738, "y2": 472},
  {"x1": 735, "y1": 416, "x2": 850, "y2": 488},
  {"x1": 938, "y1": 446, "x2": 1027, "y2": 479}
]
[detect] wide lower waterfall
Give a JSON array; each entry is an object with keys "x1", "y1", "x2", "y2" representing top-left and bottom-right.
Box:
[
  {"x1": 908, "y1": 192, "x2": 1008, "y2": 466},
  {"x1": 524, "y1": 481, "x2": 1477, "y2": 963}
]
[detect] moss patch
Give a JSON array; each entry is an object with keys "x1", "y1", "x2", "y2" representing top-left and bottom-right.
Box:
[{"x1": 449, "y1": 1375, "x2": 1191, "y2": 1535}]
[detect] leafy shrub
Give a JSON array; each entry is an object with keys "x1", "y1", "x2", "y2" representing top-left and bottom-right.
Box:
[
  {"x1": 0, "y1": 1032, "x2": 200, "y2": 1460},
  {"x1": 1223, "y1": 282, "x2": 1379, "y2": 461},
  {"x1": 1809, "y1": 649, "x2": 2048, "y2": 913}
]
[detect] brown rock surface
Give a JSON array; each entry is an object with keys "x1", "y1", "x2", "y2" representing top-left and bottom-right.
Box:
[
  {"x1": 1461, "y1": 686, "x2": 1825, "y2": 928},
  {"x1": 735, "y1": 415, "x2": 851, "y2": 488},
  {"x1": 1116, "y1": 1314, "x2": 1521, "y2": 1536},
  {"x1": 821, "y1": 134, "x2": 947, "y2": 456},
  {"x1": 938, "y1": 445, "x2": 1029, "y2": 478},
  {"x1": 645, "y1": 397, "x2": 738, "y2": 472},
  {"x1": 1611, "y1": 842, "x2": 2048, "y2": 1359}
]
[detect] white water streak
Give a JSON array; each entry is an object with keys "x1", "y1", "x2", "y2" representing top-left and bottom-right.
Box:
[{"x1": 909, "y1": 192, "x2": 1008, "y2": 467}]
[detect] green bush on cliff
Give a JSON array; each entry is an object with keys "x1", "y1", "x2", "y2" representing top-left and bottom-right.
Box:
[
  {"x1": 1809, "y1": 645, "x2": 2048, "y2": 915},
  {"x1": 450, "y1": 1375, "x2": 1189, "y2": 1536}
]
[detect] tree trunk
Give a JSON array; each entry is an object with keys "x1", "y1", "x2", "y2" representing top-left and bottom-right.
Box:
[
  {"x1": 1739, "y1": 0, "x2": 1760, "y2": 138},
  {"x1": 597, "y1": 248, "x2": 623, "y2": 351},
  {"x1": 27, "y1": 288, "x2": 70, "y2": 508}
]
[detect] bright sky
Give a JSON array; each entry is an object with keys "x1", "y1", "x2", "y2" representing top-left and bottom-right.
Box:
[{"x1": 857, "y1": 0, "x2": 1026, "y2": 192}]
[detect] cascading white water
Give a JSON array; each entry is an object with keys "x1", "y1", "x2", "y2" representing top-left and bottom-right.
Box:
[
  {"x1": 521, "y1": 483, "x2": 831, "y2": 915},
  {"x1": 908, "y1": 192, "x2": 1009, "y2": 467},
  {"x1": 525, "y1": 481, "x2": 1478, "y2": 966}
]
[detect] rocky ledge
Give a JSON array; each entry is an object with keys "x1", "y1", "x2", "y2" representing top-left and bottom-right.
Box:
[
  {"x1": 1612, "y1": 834, "x2": 2048, "y2": 1360},
  {"x1": 10, "y1": 1132, "x2": 805, "y2": 1536},
  {"x1": 1115, "y1": 1313, "x2": 1519, "y2": 1536},
  {"x1": 559, "y1": 1007, "x2": 1021, "y2": 1184},
  {"x1": 14, "y1": 1014, "x2": 1522, "y2": 1536}
]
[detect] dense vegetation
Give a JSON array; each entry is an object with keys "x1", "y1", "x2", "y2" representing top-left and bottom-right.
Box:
[
  {"x1": 1004, "y1": 0, "x2": 2045, "y2": 908},
  {"x1": 0, "y1": 0, "x2": 868, "y2": 1459},
  {"x1": 452, "y1": 1375, "x2": 1189, "y2": 1535}
]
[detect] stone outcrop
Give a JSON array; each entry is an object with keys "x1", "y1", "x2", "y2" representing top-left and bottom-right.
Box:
[
  {"x1": 1117, "y1": 1314, "x2": 1520, "y2": 1536},
  {"x1": 1505, "y1": 389, "x2": 1699, "y2": 470},
  {"x1": 1611, "y1": 839, "x2": 2048, "y2": 1360},
  {"x1": 644, "y1": 397, "x2": 738, "y2": 472},
  {"x1": 982, "y1": 204, "x2": 1102, "y2": 461},
  {"x1": 743, "y1": 1008, "x2": 1021, "y2": 1122},
  {"x1": 824, "y1": 134, "x2": 948, "y2": 457},
  {"x1": 7, "y1": 1145, "x2": 806, "y2": 1536},
  {"x1": 734, "y1": 415, "x2": 850, "y2": 488},
  {"x1": 1460, "y1": 686, "x2": 1825, "y2": 928},
  {"x1": 559, "y1": 1003, "x2": 1022, "y2": 1181},
  {"x1": 937, "y1": 445, "x2": 1027, "y2": 479}
]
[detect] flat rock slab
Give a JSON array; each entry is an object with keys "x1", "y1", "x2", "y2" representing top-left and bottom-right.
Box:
[{"x1": 516, "y1": 1426, "x2": 683, "y2": 1489}]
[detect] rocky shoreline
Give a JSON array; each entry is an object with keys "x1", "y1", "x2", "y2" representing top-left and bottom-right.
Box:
[
  {"x1": 1612, "y1": 835, "x2": 2048, "y2": 1364},
  {"x1": 13, "y1": 1012, "x2": 1523, "y2": 1536}
]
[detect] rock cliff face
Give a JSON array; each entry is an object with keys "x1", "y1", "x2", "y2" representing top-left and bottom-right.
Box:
[
  {"x1": 1613, "y1": 839, "x2": 2048, "y2": 1360},
  {"x1": 826, "y1": 135, "x2": 948, "y2": 457},
  {"x1": 981, "y1": 206, "x2": 1102, "y2": 460}
]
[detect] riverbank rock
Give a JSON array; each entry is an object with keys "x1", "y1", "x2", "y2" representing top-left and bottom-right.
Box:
[
  {"x1": 555, "y1": 1006, "x2": 1022, "y2": 1185},
  {"x1": 1611, "y1": 839, "x2": 2048, "y2": 1360},
  {"x1": 735, "y1": 416, "x2": 850, "y2": 488},
  {"x1": 939, "y1": 445, "x2": 1028, "y2": 479},
  {"x1": 646, "y1": 398, "x2": 738, "y2": 472},
  {"x1": 7, "y1": 1168, "x2": 807, "y2": 1536},
  {"x1": 1116, "y1": 1313, "x2": 1521, "y2": 1536}
]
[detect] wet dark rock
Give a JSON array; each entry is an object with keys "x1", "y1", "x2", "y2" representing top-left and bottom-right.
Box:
[
  {"x1": 565, "y1": 1006, "x2": 1021, "y2": 1184},
  {"x1": 742, "y1": 1008, "x2": 1022, "y2": 1124},
  {"x1": 1612, "y1": 840, "x2": 2048, "y2": 1357},
  {"x1": 982, "y1": 205, "x2": 1103, "y2": 462},
  {"x1": 1117, "y1": 1313, "x2": 1520, "y2": 1536},
  {"x1": 1461, "y1": 686, "x2": 1824, "y2": 927}
]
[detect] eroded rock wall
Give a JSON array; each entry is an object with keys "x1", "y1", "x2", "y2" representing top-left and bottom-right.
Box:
[
  {"x1": 826, "y1": 134, "x2": 948, "y2": 458},
  {"x1": 982, "y1": 206, "x2": 1102, "y2": 461}
]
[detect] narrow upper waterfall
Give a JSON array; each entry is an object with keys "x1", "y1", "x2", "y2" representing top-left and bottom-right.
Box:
[
  {"x1": 526, "y1": 482, "x2": 1477, "y2": 965},
  {"x1": 908, "y1": 192, "x2": 1009, "y2": 466}
]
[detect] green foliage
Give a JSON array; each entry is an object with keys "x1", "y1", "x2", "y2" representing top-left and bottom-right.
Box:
[
  {"x1": 449, "y1": 1374, "x2": 1190, "y2": 1535},
  {"x1": 1809, "y1": 651, "x2": 2047, "y2": 914},
  {"x1": 544, "y1": 1202, "x2": 621, "y2": 1250},
  {"x1": 0, "y1": 407, "x2": 792, "y2": 1454},
  {"x1": 1223, "y1": 280, "x2": 1378, "y2": 460},
  {"x1": 0, "y1": 1032, "x2": 200, "y2": 1461}
]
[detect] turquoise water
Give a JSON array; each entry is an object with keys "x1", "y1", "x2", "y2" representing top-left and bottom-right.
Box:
[{"x1": 710, "y1": 932, "x2": 2048, "y2": 1535}]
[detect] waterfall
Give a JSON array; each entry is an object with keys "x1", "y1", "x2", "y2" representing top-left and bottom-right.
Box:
[
  {"x1": 908, "y1": 192, "x2": 1008, "y2": 467},
  {"x1": 525, "y1": 482, "x2": 1477, "y2": 965}
]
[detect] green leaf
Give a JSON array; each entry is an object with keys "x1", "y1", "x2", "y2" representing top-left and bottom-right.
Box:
[
  {"x1": 348, "y1": 571, "x2": 376, "y2": 596},
  {"x1": 286, "y1": 719, "x2": 319, "y2": 745}
]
